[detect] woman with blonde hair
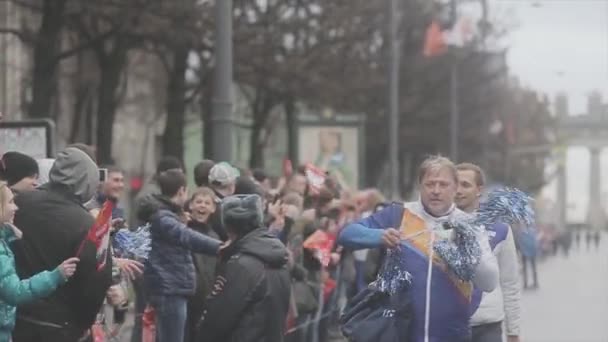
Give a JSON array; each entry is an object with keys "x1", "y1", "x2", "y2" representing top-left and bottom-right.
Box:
[{"x1": 0, "y1": 182, "x2": 78, "y2": 342}]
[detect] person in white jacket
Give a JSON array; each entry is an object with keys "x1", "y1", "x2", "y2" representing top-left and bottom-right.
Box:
[{"x1": 456, "y1": 163, "x2": 521, "y2": 342}]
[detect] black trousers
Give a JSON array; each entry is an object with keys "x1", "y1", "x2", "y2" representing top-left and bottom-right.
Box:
[
  {"x1": 521, "y1": 255, "x2": 538, "y2": 288},
  {"x1": 472, "y1": 321, "x2": 503, "y2": 342},
  {"x1": 13, "y1": 317, "x2": 88, "y2": 342}
]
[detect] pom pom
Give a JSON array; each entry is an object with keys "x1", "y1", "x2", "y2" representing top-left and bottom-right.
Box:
[
  {"x1": 433, "y1": 220, "x2": 482, "y2": 281},
  {"x1": 369, "y1": 246, "x2": 412, "y2": 295},
  {"x1": 113, "y1": 224, "x2": 151, "y2": 261},
  {"x1": 476, "y1": 187, "x2": 535, "y2": 228}
]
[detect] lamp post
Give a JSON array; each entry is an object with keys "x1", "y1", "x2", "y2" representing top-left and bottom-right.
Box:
[
  {"x1": 211, "y1": 0, "x2": 234, "y2": 161},
  {"x1": 387, "y1": 0, "x2": 401, "y2": 199}
]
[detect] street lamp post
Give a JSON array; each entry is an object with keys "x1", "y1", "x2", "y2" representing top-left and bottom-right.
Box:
[
  {"x1": 449, "y1": 0, "x2": 460, "y2": 162},
  {"x1": 449, "y1": 61, "x2": 460, "y2": 162},
  {"x1": 388, "y1": 0, "x2": 401, "y2": 200},
  {"x1": 211, "y1": 0, "x2": 234, "y2": 161}
]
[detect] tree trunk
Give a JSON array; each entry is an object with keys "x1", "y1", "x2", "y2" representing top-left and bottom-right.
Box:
[
  {"x1": 201, "y1": 89, "x2": 213, "y2": 159},
  {"x1": 95, "y1": 46, "x2": 127, "y2": 165},
  {"x1": 248, "y1": 92, "x2": 274, "y2": 169},
  {"x1": 284, "y1": 97, "x2": 297, "y2": 163},
  {"x1": 249, "y1": 120, "x2": 264, "y2": 168},
  {"x1": 28, "y1": 0, "x2": 66, "y2": 119},
  {"x1": 162, "y1": 43, "x2": 190, "y2": 161}
]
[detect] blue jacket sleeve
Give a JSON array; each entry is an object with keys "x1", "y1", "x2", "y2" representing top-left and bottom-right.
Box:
[
  {"x1": 0, "y1": 246, "x2": 65, "y2": 306},
  {"x1": 153, "y1": 212, "x2": 222, "y2": 255},
  {"x1": 338, "y1": 204, "x2": 403, "y2": 250}
]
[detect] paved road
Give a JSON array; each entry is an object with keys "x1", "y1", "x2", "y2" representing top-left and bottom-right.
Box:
[{"x1": 521, "y1": 234, "x2": 608, "y2": 342}]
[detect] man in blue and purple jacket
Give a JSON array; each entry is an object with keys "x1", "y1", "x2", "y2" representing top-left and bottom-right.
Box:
[{"x1": 339, "y1": 156, "x2": 498, "y2": 342}]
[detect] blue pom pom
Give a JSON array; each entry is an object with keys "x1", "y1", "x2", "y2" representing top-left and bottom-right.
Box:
[
  {"x1": 476, "y1": 187, "x2": 535, "y2": 228},
  {"x1": 113, "y1": 224, "x2": 151, "y2": 261},
  {"x1": 370, "y1": 246, "x2": 412, "y2": 295},
  {"x1": 433, "y1": 220, "x2": 482, "y2": 281}
]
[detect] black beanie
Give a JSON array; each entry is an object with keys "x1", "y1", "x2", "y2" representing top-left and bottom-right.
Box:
[
  {"x1": 234, "y1": 176, "x2": 264, "y2": 197},
  {"x1": 0, "y1": 152, "x2": 39, "y2": 186},
  {"x1": 221, "y1": 194, "x2": 264, "y2": 235}
]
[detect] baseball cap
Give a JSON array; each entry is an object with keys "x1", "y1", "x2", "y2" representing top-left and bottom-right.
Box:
[{"x1": 208, "y1": 162, "x2": 239, "y2": 186}]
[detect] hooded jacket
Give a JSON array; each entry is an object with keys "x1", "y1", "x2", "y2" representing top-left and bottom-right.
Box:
[
  {"x1": 11, "y1": 148, "x2": 113, "y2": 335},
  {"x1": 196, "y1": 228, "x2": 291, "y2": 342}
]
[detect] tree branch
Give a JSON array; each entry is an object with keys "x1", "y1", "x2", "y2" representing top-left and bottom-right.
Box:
[
  {"x1": 0, "y1": 27, "x2": 34, "y2": 44},
  {"x1": 52, "y1": 27, "x2": 118, "y2": 63}
]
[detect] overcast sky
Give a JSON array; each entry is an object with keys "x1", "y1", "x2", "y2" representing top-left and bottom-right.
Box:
[{"x1": 490, "y1": 0, "x2": 608, "y2": 221}]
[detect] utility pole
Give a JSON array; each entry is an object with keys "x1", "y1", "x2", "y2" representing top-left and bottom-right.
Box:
[
  {"x1": 387, "y1": 0, "x2": 401, "y2": 200},
  {"x1": 449, "y1": 0, "x2": 459, "y2": 162},
  {"x1": 211, "y1": 0, "x2": 234, "y2": 161}
]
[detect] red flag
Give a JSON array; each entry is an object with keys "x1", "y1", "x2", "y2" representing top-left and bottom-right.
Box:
[
  {"x1": 303, "y1": 230, "x2": 336, "y2": 267},
  {"x1": 323, "y1": 277, "x2": 337, "y2": 302},
  {"x1": 76, "y1": 200, "x2": 114, "y2": 271},
  {"x1": 304, "y1": 163, "x2": 326, "y2": 195},
  {"x1": 423, "y1": 21, "x2": 447, "y2": 57},
  {"x1": 283, "y1": 158, "x2": 293, "y2": 178}
]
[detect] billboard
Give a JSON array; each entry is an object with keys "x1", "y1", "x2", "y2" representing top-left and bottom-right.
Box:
[
  {"x1": 0, "y1": 120, "x2": 55, "y2": 158},
  {"x1": 298, "y1": 125, "x2": 359, "y2": 190}
]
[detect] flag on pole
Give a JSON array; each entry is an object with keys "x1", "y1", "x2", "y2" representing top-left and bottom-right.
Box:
[
  {"x1": 303, "y1": 229, "x2": 336, "y2": 267},
  {"x1": 423, "y1": 21, "x2": 447, "y2": 57},
  {"x1": 304, "y1": 163, "x2": 326, "y2": 195},
  {"x1": 76, "y1": 200, "x2": 114, "y2": 271},
  {"x1": 283, "y1": 158, "x2": 293, "y2": 178},
  {"x1": 423, "y1": 16, "x2": 476, "y2": 57}
]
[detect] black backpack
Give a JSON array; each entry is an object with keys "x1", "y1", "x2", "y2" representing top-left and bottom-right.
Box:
[{"x1": 340, "y1": 247, "x2": 412, "y2": 342}]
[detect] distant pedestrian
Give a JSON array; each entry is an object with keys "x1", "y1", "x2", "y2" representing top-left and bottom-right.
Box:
[
  {"x1": 517, "y1": 226, "x2": 539, "y2": 290},
  {"x1": 594, "y1": 231, "x2": 601, "y2": 250}
]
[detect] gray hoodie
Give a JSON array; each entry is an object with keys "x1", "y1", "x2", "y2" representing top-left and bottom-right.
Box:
[{"x1": 49, "y1": 147, "x2": 99, "y2": 204}]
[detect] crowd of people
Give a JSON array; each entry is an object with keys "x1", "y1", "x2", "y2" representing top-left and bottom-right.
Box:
[{"x1": 0, "y1": 145, "x2": 552, "y2": 342}]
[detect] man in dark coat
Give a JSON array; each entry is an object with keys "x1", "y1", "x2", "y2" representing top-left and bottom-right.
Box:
[
  {"x1": 11, "y1": 147, "x2": 113, "y2": 341},
  {"x1": 197, "y1": 194, "x2": 291, "y2": 342}
]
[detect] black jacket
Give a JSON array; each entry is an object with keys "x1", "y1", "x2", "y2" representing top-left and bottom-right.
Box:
[
  {"x1": 188, "y1": 220, "x2": 219, "y2": 308},
  {"x1": 143, "y1": 195, "x2": 221, "y2": 297},
  {"x1": 11, "y1": 184, "x2": 113, "y2": 334},
  {"x1": 196, "y1": 228, "x2": 291, "y2": 342}
]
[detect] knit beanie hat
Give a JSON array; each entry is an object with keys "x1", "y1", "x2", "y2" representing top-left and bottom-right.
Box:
[
  {"x1": 234, "y1": 176, "x2": 264, "y2": 197},
  {"x1": 0, "y1": 152, "x2": 39, "y2": 186},
  {"x1": 221, "y1": 194, "x2": 264, "y2": 235}
]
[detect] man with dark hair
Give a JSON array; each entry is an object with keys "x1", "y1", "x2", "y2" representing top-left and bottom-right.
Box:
[
  {"x1": 86, "y1": 165, "x2": 126, "y2": 221},
  {"x1": 197, "y1": 194, "x2": 290, "y2": 342},
  {"x1": 135, "y1": 157, "x2": 184, "y2": 225},
  {"x1": 156, "y1": 156, "x2": 183, "y2": 176},
  {"x1": 0, "y1": 151, "x2": 39, "y2": 193},
  {"x1": 12, "y1": 147, "x2": 112, "y2": 341},
  {"x1": 193, "y1": 159, "x2": 215, "y2": 187},
  {"x1": 131, "y1": 156, "x2": 185, "y2": 342},
  {"x1": 143, "y1": 169, "x2": 222, "y2": 342}
]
